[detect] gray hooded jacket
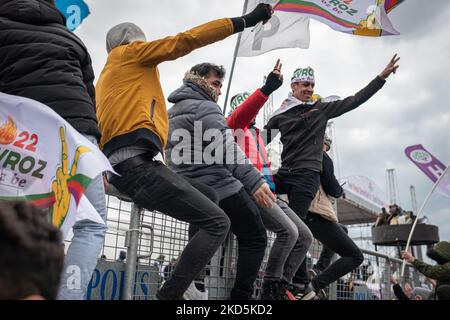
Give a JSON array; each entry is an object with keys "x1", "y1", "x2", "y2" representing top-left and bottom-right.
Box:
[{"x1": 166, "y1": 75, "x2": 264, "y2": 201}]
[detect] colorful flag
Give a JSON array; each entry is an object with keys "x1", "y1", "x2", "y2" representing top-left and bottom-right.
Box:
[
  {"x1": 237, "y1": 0, "x2": 310, "y2": 57},
  {"x1": 384, "y1": 0, "x2": 405, "y2": 13},
  {"x1": 274, "y1": 0, "x2": 400, "y2": 37},
  {"x1": 55, "y1": 0, "x2": 90, "y2": 32},
  {"x1": 0, "y1": 93, "x2": 114, "y2": 239},
  {"x1": 405, "y1": 144, "x2": 450, "y2": 198}
]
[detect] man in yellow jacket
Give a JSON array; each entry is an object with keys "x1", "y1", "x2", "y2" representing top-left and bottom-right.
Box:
[{"x1": 96, "y1": 4, "x2": 273, "y2": 300}]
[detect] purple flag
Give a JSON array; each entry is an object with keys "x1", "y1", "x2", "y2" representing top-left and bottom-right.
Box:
[{"x1": 405, "y1": 144, "x2": 450, "y2": 198}]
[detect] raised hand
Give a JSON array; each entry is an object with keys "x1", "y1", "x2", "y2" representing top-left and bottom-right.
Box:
[
  {"x1": 261, "y1": 59, "x2": 284, "y2": 96},
  {"x1": 379, "y1": 54, "x2": 400, "y2": 80},
  {"x1": 401, "y1": 250, "x2": 416, "y2": 263},
  {"x1": 242, "y1": 3, "x2": 274, "y2": 28}
]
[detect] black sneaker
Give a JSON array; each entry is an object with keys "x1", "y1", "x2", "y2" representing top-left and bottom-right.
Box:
[
  {"x1": 261, "y1": 280, "x2": 285, "y2": 300},
  {"x1": 288, "y1": 283, "x2": 306, "y2": 300}
]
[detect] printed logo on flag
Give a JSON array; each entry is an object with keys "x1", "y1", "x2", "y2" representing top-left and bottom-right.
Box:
[
  {"x1": 0, "y1": 93, "x2": 113, "y2": 239},
  {"x1": 410, "y1": 150, "x2": 433, "y2": 164},
  {"x1": 0, "y1": 114, "x2": 92, "y2": 228},
  {"x1": 55, "y1": 0, "x2": 90, "y2": 31},
  {"x1": 274, "y1": 0, "x2": 401, "y2": 37}
]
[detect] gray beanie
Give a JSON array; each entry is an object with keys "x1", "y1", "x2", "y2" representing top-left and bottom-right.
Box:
[
  {"x1": 106, "y1": 22, "x2": 146, "y2": 53},
  {"x1": 412, "y1": 287, "x2": 432, "y2": 300}
]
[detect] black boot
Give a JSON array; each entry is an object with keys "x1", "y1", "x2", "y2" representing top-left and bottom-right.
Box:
[{"x1": 261, "y1": 279, "x2": 282, "y2": 300}]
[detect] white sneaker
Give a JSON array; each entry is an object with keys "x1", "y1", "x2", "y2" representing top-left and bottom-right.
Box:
[{"x1": 183, "y1": 282, "x2": 208, "y2": 300}]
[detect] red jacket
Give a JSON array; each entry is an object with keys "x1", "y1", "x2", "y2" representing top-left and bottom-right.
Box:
[{"x1": 226, "y1": 89, "x2": 276, "y2": 191}]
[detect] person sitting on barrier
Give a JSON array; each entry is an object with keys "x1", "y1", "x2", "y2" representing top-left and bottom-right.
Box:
[
  {"x1": 290, "y1": 134, "x2": 359, "y2": 300},
  {"x1": 166, "y1": 62, "x2": 276, "y2": 300},
  {"x1": 225, "y1": 60, "x2": 313, "y2": 300},
  {"x1": 402, "y1": 241, "x2": 450, "y2": 300},
  {"x1": 0, "y1": 201, "x2": 64, "y2": 300},
  {"x1": 95, "y1": 4, "x2": 274, "y2": 300}
]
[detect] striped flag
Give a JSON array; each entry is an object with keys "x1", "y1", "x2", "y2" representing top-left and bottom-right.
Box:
[
  {"x1": 274, "y1": 0, "x2": 400, "y2": 36},
  {"x1": 384, "y1": 0, "x2": 405, "y2": 13}
]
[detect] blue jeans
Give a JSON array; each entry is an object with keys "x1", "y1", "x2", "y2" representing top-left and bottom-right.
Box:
[{"x1": 58, "y1": 135, "x2": 107, "y2": 300}]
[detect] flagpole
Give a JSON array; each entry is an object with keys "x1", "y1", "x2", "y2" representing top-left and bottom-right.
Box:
[
  {"x1": 401, "y1": 164, "x2": 450, "y2": 277},
  {"x1": 223, "y1": 0, "x2": 249, "y2": 115}
]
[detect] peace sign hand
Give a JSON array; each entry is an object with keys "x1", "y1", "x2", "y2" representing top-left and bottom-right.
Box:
[
  {"x1": 379, "y1": 54, "x2": 400, "y2": 80},
  {"x1": 261, "y1": 59, "x2": 284, "y2": 96}
]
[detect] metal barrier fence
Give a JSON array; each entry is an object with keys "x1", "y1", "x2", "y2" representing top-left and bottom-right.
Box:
[{"x1": 75, "y1": 194, "x2": 429, "y2": 300}]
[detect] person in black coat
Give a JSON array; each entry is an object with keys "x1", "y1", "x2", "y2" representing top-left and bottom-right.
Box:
[
  {"x1": 0, "y1": 0, "x2": 106, "y2": 300},
  {"x1": 292, "y1": 134, "x2": 350, "y2": 299}
]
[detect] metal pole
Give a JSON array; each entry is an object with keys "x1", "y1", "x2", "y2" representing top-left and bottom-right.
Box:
[
  {"x1": 123, "y1": 203, "x2": 142, "y2": 300},
  {"x1": 401, "y1": 164, "x2": 450, "y2": 276},
  {"x1": 223, "y1": 0, "x2": 249, "y2": 115}
]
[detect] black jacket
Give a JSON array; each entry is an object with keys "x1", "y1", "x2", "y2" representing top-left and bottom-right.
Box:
[
  {"x1": 321, "y1": 152, "x2": 343, "y2": 198},
  {"x1": 0, "y1": 0, "x2": 100, "y2": 139},
  {"x1": 265, "y1": 76, "x2": 385, "y2": 172},
  {"x1": 392, "y1": 284, "x2": 410, "y2": 300}
]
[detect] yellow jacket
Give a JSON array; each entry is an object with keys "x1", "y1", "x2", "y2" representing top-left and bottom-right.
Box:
[{"x1": 96, "y1": 18, "x2": 234, "y2": 157}]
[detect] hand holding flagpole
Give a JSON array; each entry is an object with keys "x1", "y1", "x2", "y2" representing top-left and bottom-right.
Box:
[
  {"x1": 251, "y1": 1, "x2": 279, "y2": 32},
  {"x1": 400, "y1": 164, "x2": 450, "y2": 277}
]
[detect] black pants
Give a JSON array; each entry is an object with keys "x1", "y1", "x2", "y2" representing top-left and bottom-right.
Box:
[
  {"x1": 110, "y1": 160, "x2": 231, "y2": 299},
  {"x1": 294, "y1": 223, "x2": 349, "y2": 285},
  {"x1": 294, "y1": 213, "x2": 363, "y2": 290},
  {"x1": 184, "y1": 176, "x2": 220, "y2": 240},
  {"x1": 219, "y1": 188, "x2": 268, "y2": 300},
  {"x1": 185, "y1": 181, "x2": 267, "y2": 299},
  {"x1": 184, "y1": 177, "x2": 220, "y2": 284},
  {"x1": 274, "y1": 168, "x2": 321, "y2": 220}
]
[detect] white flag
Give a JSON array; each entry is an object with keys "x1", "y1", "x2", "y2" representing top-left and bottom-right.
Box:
[
  {"x1": 0, "y1": 92, "x2": 115, "y2": 239},
  {"x1": 237, "y1": 0, "x2": 310, "y2": 57},
  {"x1": 436, "y1": 165, "x2": 450, "y2": 199}
]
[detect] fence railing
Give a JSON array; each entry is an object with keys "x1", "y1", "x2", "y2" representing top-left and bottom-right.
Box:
[{"x1": 77, "y1": 193, "x2": 428, "y2": 300}]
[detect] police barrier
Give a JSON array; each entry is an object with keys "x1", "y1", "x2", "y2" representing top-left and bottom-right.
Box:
[{"x1": 86, "y1": 260, "x2": 160, "y2": 300}]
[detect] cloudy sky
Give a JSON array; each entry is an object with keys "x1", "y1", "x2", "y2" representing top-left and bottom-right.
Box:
[{"x1": 75, "y1": 0, "x2": 450, "y2": 240}]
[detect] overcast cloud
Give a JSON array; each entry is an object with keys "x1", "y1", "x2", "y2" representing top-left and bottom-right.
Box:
[{"x1": 75, "y1": 0, "x2": 450, "y2": 240}]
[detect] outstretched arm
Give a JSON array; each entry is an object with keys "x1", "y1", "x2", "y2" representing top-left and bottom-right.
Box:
[
  {"x1": 321, "y1": 54, "x2": 400, "y2": 119},
  {"x1": 403, "y1": 250, "x2": 450, "y2": 281},
  {"x1": 133, "y1": 4, "x2": 273, "y2": 66}
]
